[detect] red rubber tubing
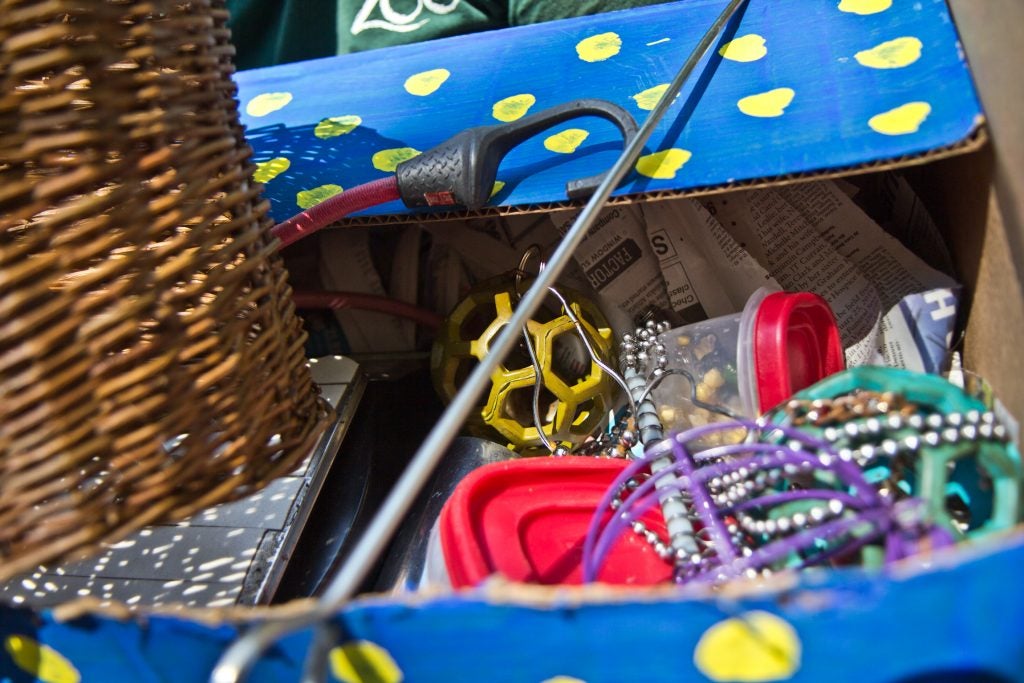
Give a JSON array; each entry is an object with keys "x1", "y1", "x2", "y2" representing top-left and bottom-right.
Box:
[
  {"x1": 292, "y1": 289, "x2": 444, "y2": 330},
  {"x1": 271, "y1": 175, "x2": 401, "y2": 248}
]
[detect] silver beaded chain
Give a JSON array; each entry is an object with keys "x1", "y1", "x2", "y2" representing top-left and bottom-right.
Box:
[
  {"x1": 609, "y1": 477, "x2": 716, "y2": 564},
  {"x1": 621, "y1": 319, "x2": 672, "y2": 379},
  {"x1": 819, "y1": 409, "x2": 1009, "y2": 467},
  {"x1": 615, "y1": 319, "x2": 717, "y2": 567},
  {"x1": 602, "y1": 351, "x2": 1015, "y2": 580}
]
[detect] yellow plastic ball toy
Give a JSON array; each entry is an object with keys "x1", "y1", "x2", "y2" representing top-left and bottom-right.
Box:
[{"x1": 431, "y1": 278, "x2": 617, "y2": 452}]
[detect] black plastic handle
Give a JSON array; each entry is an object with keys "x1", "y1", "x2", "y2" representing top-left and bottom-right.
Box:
[{"x1": 394, "y1": 98, "x2": 639, "y2": 211}]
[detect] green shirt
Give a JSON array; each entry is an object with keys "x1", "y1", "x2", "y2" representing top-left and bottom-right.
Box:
[
  {"x1": 229, "y1": 0, "x2": 674, "y2": 70},
  {"x1": 338, "y1": 1, "x2": 506, "y2": 54}
]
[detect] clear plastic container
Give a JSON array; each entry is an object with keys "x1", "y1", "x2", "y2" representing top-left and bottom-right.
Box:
[{"x1": 653, "y1": 288, "x2": 844, "y2": 432}]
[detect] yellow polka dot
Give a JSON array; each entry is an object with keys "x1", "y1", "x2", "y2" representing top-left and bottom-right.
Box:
[
  {"x1": 371, "y1": 147, "x2": 421, "y2": 172},
  {"x1": 838, "y1": 0, "x2": 892, "y2": 15},
  {"x1": 315, "y1": 115, "x2": 363, "y2": 139},
  {"x1": 694, "y1": 611, "x2": 801, "y2": 682},
  {"x1": 718, "y1": 34, "x2": 767, "y2": 63},
  {"x1": 737, "y1": 88, "x2": 795, "y2": 118},
  {"x1": 4, "y1": 635, "x2": 80, "y2": 683},
  {"x1": 490, "y1": 180, "x2": 506, "y2": 198},
  {"x1": 543, "y1": 128, "x2": 590, "y2": 154},
  {"x1": 635, "y1": 148, "x2": 692, "y2": 179},
  {"x1": 296, "y1": 184, "x2": 343, "y2": 209},
  {"x1": 329, "y1": 641, "x2": 403, "y2": 683},
  {"x1": 855, "y1": 37, "x2": 923, "y2": 69},
  {"x1": 868, "y1": 101, "x2": 932, "y2": 135},
  {"x1": 492, "y1": 94, "x2": 536, "y2": 122},
  {"x1": 576, "y1": 32, "x2": 622, "y2": 62},
  {"x1": 542, "y1": 677, "x2": 587, "y2": 683},
  {"x1": 632, "y1": 84, "x2": 670, "y2": 111},
  {"x1": 253, "y1": 157, "x2": 291, "y2": 183},
  {"x1": 245, "y1": 92, "x2": 293, "y2": 117},
  {"x1": 404, "y1": 68, "x2": 451, "y2": 96}
]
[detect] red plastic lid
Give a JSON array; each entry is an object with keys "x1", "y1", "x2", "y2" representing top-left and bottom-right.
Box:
[
  {"x1": 439, "y1": 456, "x2": 674, "y2": 588},
  {"x1": 753, "y1": 291, "x2": 845, "y2": 412}
]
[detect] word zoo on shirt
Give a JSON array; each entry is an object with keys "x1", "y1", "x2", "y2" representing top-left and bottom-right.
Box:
[{"x1": 351, "y1": 0, "x2": 462, "y2": 34}]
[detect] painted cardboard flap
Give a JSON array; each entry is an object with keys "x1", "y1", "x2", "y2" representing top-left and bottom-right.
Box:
[
  {"x1": 234, "y1": 0, "x2": 985, "y2": 222},
  {"x1": 2, "y1": 533, "x2": 1022, "y2": 681}
]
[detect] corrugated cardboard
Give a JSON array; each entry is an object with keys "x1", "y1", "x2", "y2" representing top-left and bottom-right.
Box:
[{"x1": 2, "y1": 1, "x2": 1022, "y2": 681}]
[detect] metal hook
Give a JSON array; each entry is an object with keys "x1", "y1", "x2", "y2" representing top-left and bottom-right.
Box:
[
  {"x1": 513, "y1": 244, "x2": 543, "y2": 303},
  {"x1": 395, "y1": 98, "x2": 639, "y2": 211},
  {"x1": 516, "y1": 247, "x2": 617, "y2": 454},
  {"x1": 514, "y1": 246, "x2": 637, "y2": 452},
  {"x1": 513, "y1": 246, "x2": 558, "y2": 453},
  {"x1": 545, "y1": 286, "x2": 638, "y2": 424},
  {"x1": 521, "y1": 325, "x2": 557, "y2": 454},
  {"x1": 635, "y1": 367, "x2": 743, "y2": 422}
]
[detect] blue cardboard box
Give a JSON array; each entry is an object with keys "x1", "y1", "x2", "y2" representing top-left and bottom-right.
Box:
[{"x1": 4, "y1": 1, "x2": 1023, "y2": 682}]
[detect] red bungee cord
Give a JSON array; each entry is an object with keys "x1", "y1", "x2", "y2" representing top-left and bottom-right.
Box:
[
  {"x1": 270, "y1": 175, "x2": 401, "y2": 248},
  {"x1": 269, "y1": 98, "x2": 637, "y2": 248},
  {"x1": 274, "y1": 177, "x2": 439, "y2": 328},
  {"x1": 269, "y1": 98, "x2": 639, "y2": 327},
  {"x1": 291, "y1": 289, "x2": 443, "y2": 330}
]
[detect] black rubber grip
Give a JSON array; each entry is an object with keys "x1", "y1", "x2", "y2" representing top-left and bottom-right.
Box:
[{"x1": 395, "y1": 98, "x2": 639, "y2": 211}]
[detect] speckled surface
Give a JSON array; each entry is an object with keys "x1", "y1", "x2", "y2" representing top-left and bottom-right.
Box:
[{"x1": 0, "y1": 356, "x2": 363, "y2": 610}]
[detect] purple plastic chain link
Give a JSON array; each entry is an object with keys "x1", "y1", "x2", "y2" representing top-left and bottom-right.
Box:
[{"x1": 582, "y1": 419, "x2": 946, "y2": 584}]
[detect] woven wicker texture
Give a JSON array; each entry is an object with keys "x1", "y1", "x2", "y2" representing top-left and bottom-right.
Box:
[{"x1": 0, "y1": 0, "x2": 325, "y2": 580}]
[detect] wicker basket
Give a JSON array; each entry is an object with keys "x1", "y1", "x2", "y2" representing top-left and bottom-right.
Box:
[{"x1": 0, "y1": 0, "x2": 325, "y2": 580}]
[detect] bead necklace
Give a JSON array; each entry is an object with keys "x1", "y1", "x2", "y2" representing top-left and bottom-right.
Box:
[
  {"x1": 774, "y1": 396, "x2": 1009, "y2": 467},
  {"x1": 584, "y1": 419, "x2": 962, "y2": 585},
  {"x1": 608, "y1": 317, "x2": 762, "y2": 570},
  {"x1": 627, "y1": 319, "x2": 720, "y2": 563},
  {"x1": 621, "y1": 318, "x2": 671, "y2": 379},
  {"x1": 572, "y1": 414, "x2": 638, "y2": 458}
]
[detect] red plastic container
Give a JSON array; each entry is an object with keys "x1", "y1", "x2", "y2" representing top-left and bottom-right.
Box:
[
  {"x1": 438, "y1": 456, "x2": 674, "y2": 588},
  {"x1": 656, "y1": 288, "x2": 845, "y2": 431},
  {"x1": 750, "y1": 290, "x2": 846, "y2": 412}
]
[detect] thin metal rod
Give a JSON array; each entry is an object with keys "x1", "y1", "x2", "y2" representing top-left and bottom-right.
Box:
[
  {"x1": 210, "y1": 2, "x2": 748, "y2": 680},
  {"x1": 319, "y1": 0, "x2": 748, "y2": 606}
]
